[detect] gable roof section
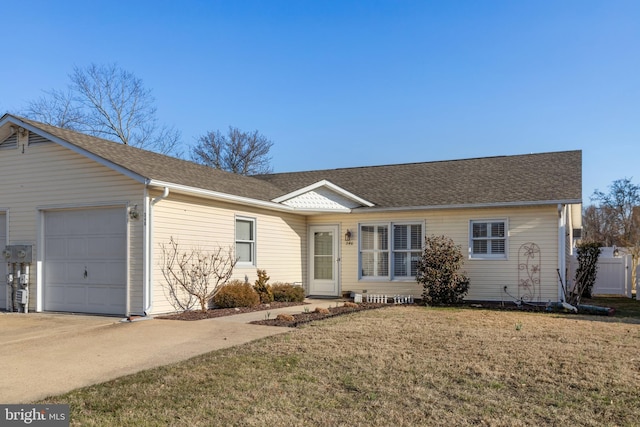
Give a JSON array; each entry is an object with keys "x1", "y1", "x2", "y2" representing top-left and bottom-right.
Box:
[
  {"x1": 0, "y1": 114, "x2": 286, "y2": 206},
  {"x1": 257, "y1": 150, "x2": 582, "y2": 210},
  {"x1": 273, "y1": 180, "x2": 375, "y2": 211}
]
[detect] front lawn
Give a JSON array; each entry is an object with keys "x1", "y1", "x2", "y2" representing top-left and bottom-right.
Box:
[{"x1": 41, "y1": 305, "x2": 640, "y2": 426}]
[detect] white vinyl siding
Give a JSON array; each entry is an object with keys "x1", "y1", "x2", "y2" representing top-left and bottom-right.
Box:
[
  {"x1": 235, "y1": 216, "x2": 256, "y2": 266},
  {"x1": 309, "y1": 206, "x2": 561, "y2": 302},
  {"x1": 0, "y1": 138, "x2": 144, "y2": 314},
  {"x1": 359, "y1": 222, "x2": 423, "y2": 280},
  {"x1": 151, "y1": 194, "x2": 306, "y2": 314},
  {"x1": 470, "y1": 219, "x2": 507, "y2": 259}
]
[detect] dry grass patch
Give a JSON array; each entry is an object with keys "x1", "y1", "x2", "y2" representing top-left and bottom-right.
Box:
[{"x1": 42, "y1": 306, "x2": 640, "y2": 426}]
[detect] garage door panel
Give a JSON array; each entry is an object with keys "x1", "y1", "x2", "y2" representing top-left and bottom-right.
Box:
[
  {"x1": 44, "y1": 208, "x2": 126, "y2": 315},
  {"x1": 87, "y1": 236, "x2": 125, "y2": 259},
  {"x1": 85, "y1": 261, "x2": 126, "y2": 285},
  {"x1": 44, "y1": 262, "x2": 69, "y2": 283},
  {"x1": 45, "y1": 238, "x2": 67, "y2": 259},
  {"x1": 88, "y1": 211, "x2": 125, "y2": 234},
  {"x1": 87, "y1": 286, "x2": 126, "y2": 307},
  {"x1": 67, "y1": 237, "x2": 89, "y2": 258}
]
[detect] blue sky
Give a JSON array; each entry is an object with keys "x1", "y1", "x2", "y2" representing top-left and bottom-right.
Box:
[{"x1": 1, "y1": 1, "x2": 638, "y2": 204}]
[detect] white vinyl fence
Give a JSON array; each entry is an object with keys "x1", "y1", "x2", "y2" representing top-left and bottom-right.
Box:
[{"x1": 569, "y1": 253, "x2": 633, "y2": 298}]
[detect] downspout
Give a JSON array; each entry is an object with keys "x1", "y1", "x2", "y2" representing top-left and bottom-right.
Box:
[
  {"x1": 558, "y1": 203, "x2": 567, "y2": 302},
  {"x1": 143, "y1": 186, "x2": 170, "y2": 315}
]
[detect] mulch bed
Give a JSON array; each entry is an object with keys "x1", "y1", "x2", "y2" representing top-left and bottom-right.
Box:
[
  {"x1": 250, "y1": 303, "x2": 389, "y2": 327},
  {"x1": 156, "y1": 301, "x2": 308, "y2": 321}
]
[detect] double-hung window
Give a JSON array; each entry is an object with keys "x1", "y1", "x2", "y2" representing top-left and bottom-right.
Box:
[
  {"x1": 392, "y1": 224, "x2": 423, "y2": 278},
  {"x1": 235, "y1": 217, "x2": 256, "y2": 265},
  {"x1": 470, "y1": 219, "x2": 507, "y2": 259},
  {"x1": 360, "y1": 222, "x2": 423, "y2": 279},
  {"x1": 360, "y1": 224, "x2": 389, "y2": 277}
]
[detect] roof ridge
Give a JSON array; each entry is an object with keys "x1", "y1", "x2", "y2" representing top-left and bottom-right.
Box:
[{"x1": 257, "y1": 149, "x2": 581, "y2": 177}]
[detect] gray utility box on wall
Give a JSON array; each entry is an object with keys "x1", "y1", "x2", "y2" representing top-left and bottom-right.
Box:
[{"x1": 2, "y1": 245, "x2": 33, "y2": 263}]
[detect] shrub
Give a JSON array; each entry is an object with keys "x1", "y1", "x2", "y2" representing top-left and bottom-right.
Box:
[
  {"x1": 574, "y1": 242, "x2": 601, "y2": 300},
  {"x1": 272, "y1": 283, "x2": 306, "y2": 302},
  {"x1": 212, "y1": 280, "x2": 260, "y2": 308},
  {"x1": 254, "y1": 269, "x2": 274, "y2": 303},
  {"x1": 416, "y1": 235, "x2": 470, "y2": 305}
]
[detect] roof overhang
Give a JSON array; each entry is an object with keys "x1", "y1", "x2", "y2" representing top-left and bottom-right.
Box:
[
  {"x1": 351, "y1": 199, "x2": 583, "y2": 213},
  {"x1": 147, "y1": 180, "x2": 297, "y2": 213}
]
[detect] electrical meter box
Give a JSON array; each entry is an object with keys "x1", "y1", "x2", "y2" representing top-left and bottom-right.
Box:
[{"x1": 2, "y1": 245, "x2": 33, "y2": 263}]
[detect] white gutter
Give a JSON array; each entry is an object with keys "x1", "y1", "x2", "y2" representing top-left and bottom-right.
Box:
[
  {"x1": 147, "y1": 180, "x2": 295, "y2": 213},
  {"x1": 355, "y1": 199, "x2": 583, "y2": 213},
  {"x1": 143, "y1": 186, "x2": 170, "y2": 315}
]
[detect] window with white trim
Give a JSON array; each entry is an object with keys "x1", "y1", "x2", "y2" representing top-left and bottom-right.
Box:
[
  {"x1": 235, "y1": 217, "x2": 256, "y2": 265},
  {"x1": 470, "y1": 219, "x2": 507, "y2": 259},
  {"x1": 360, "y1": 222, "x2": 423, "y2": 279}
]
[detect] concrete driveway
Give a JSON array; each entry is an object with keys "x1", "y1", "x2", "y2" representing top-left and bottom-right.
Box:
[{"x1": 0, "y1": 308, "x2": 307, "y2": 403}]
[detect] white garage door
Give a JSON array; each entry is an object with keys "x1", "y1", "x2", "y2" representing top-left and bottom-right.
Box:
[
  {"x1": 44, "y1": 207, "x2": 126, "y2": 315},
  {"x1": 0, "y1": 214, "x2": 5, "y2": 310}
]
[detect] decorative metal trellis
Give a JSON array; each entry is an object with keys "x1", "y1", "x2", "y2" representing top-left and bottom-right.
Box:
[{"x1": 518, "y1": 242, "x2": 541, "y2": 303}]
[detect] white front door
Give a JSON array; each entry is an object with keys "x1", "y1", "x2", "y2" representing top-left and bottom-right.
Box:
[{"x1": 309, "y1": 225, "x2": 340, "y2": 297}]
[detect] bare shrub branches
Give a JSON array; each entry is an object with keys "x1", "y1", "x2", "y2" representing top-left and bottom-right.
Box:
[{"x1": 160, "y1": 237, "x2": 238, "y2": 312}]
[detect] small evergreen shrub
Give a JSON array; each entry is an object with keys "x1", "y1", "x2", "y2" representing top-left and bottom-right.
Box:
[
  {"x1": 416, "y1": 235, "x2": 470, "y2": 305},
  {"x1": 253, "y1": 269, "x2": 274, "y2": 303},
  {"x1": 212, "y1": 280, "x2": 260, "y2": 308},
  {"x1": 272, "y1": 283, "x2": 306, "y2": 302}
]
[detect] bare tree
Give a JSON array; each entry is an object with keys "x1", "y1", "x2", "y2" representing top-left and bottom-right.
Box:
[
  {"x1": 23, "y1": 89, "x2": 84, "y2": 130},
  {"x1": 22, "y1": 63, "x2": 181, "y2": 155},
  {"x1": 191, "y1": 126, "x2": 273, "y2": 175},
  {"x1": 160, "y1": 237, "x2": 238, "y2": 312},
  {"x1": 582, "y1": 205, "x2": 613, "y2": 245},
  {"x1": 590, "y1": 178, "x2": 640, "y2": 247},
  {"x1": 589, "y1": 177, "x2": 640, "y2": 291}
]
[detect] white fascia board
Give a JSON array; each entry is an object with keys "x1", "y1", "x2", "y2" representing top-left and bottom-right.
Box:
[
  {"x1": 354, "y1": 199, "x2": 583, "y2": 213},
  {"x1": 147, "y1": 180, "x2": 296, "y2": 213},
  {"x1": 2, "y1": 116, "x2": 147, "y2": 184},
  {"x1": 289, "y1": 207, "x2": 352, "y2": 214},
  {"x1": 272, "y1": 179, "x2": 375, "y2": 207}
]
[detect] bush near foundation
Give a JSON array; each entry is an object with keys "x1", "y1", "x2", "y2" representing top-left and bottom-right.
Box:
[
  {"x1": 272, "y1": 283, "x2": 306, "y2": 302},
  {"x1": 212, "y1": 280, "x2": 260, "y2": 308},
  {"x1": 254, "y1": 269, "x2": 274, "y2": 303},
  {"x1": 416, "y1": 235, "x2": 470, "y2": 305}
]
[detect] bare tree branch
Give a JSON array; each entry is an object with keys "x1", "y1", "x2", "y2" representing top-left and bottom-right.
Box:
[
  {"x1": 160, "y1": 237, "x2": 239, "y2": 312},
  {"x1": 22, "y1": 63, "x2": 182, "y2": 155},
  {"x1": 191, "y1": 126, "x2": 273, "y2": 175}
]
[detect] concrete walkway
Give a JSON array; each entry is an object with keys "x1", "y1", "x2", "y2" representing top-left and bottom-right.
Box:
[{"x1": 0, "y1": 299, "x2": 341, "y2": 403}]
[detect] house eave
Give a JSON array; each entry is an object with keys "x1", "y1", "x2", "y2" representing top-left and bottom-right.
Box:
[
  {"x1": 351, "y1": 199, "x2": 583, "y2": 213},
  {"x1": 147, "y1": 180, "x2": 296, "y2": 213}
]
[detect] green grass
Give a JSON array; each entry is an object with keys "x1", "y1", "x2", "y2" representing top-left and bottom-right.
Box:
[
  {"x1": 583, "y1": 296, "x2": 640, "y2": 318},
  {"x1": 40, "y1": 305, "x2": 640, "y2": 426}
]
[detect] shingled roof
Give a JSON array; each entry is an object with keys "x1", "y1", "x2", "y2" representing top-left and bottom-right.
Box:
[
  {"x1": 5, "y1": 115, "x2": 284, "y2": 202},
  {"x1": 2, "y1": 114, "x2": 581, "y2": 210},
  {"x1": 256, "y1": 150, "x2": 582, "y2": 209}
]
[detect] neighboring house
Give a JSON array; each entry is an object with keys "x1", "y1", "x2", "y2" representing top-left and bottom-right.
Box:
[{"x1": 0, "y1": 114, "x2": 582, "y2": 316}]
